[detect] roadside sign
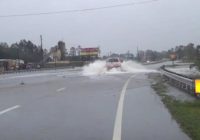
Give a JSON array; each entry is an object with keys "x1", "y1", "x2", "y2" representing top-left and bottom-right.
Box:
[
  {"x1": 170, "y1": 53, "x2": 176, "y2": 60},
  {"x1": 170, "y1": 53, "x2": 176, "y2": 65},
  {"x1": 195, "y1": 79, "x2": 200, "y2": 96}
]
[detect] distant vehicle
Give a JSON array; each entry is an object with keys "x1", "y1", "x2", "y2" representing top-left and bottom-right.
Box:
[
  {"x1": 0, "y1": 59, "x2": 24, "y2": 70},
  {"x1": 106, "y1": 57, "x2": 123, "y2": 70},
  {"x1": 26, "y1": 63, "x2": 34, "y2": 69},
  {"x1": 36, "y1": 64, "x2": 41, "y2": 69}
]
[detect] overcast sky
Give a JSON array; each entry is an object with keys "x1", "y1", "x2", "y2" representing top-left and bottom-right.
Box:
[{"x1": 0, "y1": 0, "x2": 200, "y2": 55}]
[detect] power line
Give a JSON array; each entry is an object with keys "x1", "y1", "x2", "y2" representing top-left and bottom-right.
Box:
[{"x1": 0, "y1": 0, "x2": 158, "y2": 18}]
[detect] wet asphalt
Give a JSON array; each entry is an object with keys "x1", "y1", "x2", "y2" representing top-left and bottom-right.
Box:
[{"x1": 0, "y1": 64, "x2": 191, "y2": 140}]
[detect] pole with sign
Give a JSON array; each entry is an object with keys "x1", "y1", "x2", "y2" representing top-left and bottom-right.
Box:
[{"x1": 170, "y1": 53, "x2": 176, "y2": 66}]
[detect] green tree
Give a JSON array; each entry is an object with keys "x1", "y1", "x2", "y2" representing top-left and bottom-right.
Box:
[
  {"x1": 195, "y1": 45, "x2": 200, "y2": 70},
  {"x1": 10, "y1": 40, "x2": 43, "y2": 63},
  {"x1": 183, "y1": 43, "x2": 195, "y2": 61},
  {"x1": 0, "y1": 42, "x2": 9, "y2": 59}
]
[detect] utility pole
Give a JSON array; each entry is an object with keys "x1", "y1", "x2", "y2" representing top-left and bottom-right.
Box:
[
  {"x1": 17, "y1": 46, "x2": 20, "y2": 70},
  {"x1": 40, "y1": 35, "x2": 43, "y2": 49},
  {"x1": 40, "y1": 35, "x2": 44, "y2": 65},
  {"x1": 137, "y1": 47, "x2": 139, "y2": 61}
]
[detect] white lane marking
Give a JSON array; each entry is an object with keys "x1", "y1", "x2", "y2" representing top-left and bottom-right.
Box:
[
  {"x1": 112, "y1": 75, "x2": 135, "y2": 140},
  {"x1": 56, "y1": 87, "x2": 66, "y2": 92},
  {"x1": 0, "y1": 105, "x2": 20, "y2": 116}
]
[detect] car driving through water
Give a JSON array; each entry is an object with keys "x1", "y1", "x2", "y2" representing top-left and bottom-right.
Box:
[{"x1": 106, "y1": 57, "x2": 123, "y2": 70}]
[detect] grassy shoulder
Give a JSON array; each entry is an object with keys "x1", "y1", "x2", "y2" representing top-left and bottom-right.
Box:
[{"x1": 151, "y1": 78, "x2": 200, "y2": 140}]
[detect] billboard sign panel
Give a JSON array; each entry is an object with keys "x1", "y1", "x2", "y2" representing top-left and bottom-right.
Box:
[{"x1": 80, "y1": 48, "x2": 99, "y2": 56}]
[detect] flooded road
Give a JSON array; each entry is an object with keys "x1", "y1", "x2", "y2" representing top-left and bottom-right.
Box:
[{"x1": 0, "y1": 61, "x2": 191, "y2": 140}]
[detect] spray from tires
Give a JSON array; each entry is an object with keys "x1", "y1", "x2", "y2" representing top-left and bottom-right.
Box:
[{"x1": 82, "y1": 60, "x2": 156, "y2": 76}]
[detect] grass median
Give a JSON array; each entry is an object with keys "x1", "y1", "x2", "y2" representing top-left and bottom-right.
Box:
[{"x1": 151, "y1": 77, "x2": 200, "y2": 140}]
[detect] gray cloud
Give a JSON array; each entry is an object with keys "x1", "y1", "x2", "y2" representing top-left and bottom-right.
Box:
[{"x1": 0, "y1": 0, "x2": 200, "y2": 55}]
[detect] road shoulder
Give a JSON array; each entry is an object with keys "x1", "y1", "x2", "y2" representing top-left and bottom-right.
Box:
[{"x1": 149, "y1": 73, "x2": 199, "y2": 140}]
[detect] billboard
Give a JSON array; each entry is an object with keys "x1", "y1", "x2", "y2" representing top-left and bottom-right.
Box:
[{"x1": 80, "y1": 48, "x2": 99, "y2": 56}]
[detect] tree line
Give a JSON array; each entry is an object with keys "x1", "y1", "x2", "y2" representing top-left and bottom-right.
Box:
[
  {"x1": 0, "y1": 40, "x2": 68, "y2": 64},
  {"x1": 169, "y1": 43, "x2": 200, "y2": 62},
  {"x1": 1, "y1": 40, "x2": 200, "y2": 67},
  {"x1": 169, "y1": 43, "x2": 200, "y2": 69},
  {"x1": 0, "y1": 40, "x2": 43, "y2": 63},
  {"x1": 137, "y1": 43, "x2": 200, "y2": 68}
]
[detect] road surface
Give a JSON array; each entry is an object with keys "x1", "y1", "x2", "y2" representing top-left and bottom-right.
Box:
[{"x1": 0, "y1": 63, "x2": 190, "y2": 140}]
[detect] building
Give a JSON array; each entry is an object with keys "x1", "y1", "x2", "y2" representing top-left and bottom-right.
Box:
[{"x1": 69, "y1": 47, "x2": 76, "y2": 56}]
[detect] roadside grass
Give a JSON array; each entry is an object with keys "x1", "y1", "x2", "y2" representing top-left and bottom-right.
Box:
[{"x1": 151, "y1": 78, "x2": 200, "y2": 140}]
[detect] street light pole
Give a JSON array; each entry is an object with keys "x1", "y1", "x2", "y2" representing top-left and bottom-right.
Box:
[
  {"x1": 17, "y1": 46, "x2": 20, "y2": 70},
  {"x1": 40, "y1": 35, "x2": 44, "y2": 65}
]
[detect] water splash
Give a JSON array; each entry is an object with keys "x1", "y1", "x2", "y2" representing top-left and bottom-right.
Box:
[
  {"x1": 82, "y1": 61, "x2": 107, "y2": 76},
  {"x1": 82, "y1": 60, "x2": 157, "y2": 76}
]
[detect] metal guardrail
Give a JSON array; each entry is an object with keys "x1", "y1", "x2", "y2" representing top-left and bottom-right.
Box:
[{"x1": 160, "y1": 66, "x2": 198, "y2": 97}]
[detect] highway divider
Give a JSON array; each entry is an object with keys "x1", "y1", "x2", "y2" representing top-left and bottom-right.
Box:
[
  {"x1": 0, "y1": 61, "x2": 85, "y2": 75},
  {"x1": 142, "y1": 59, "x2": 169, "y2": 65}
]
